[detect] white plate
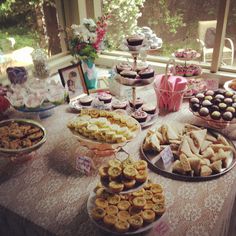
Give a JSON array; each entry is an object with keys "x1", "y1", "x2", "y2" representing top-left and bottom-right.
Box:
[
  {"x1": 223, "y1": 80, "x2": 236, "y2": 92},
  {"x1": 87, "y1": 190, "x2": 165, "y2": 235}
]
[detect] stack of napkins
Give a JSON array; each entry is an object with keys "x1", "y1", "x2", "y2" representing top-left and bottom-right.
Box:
[{"x1": 154, "y1": 73, "x2": 187, "y2": 112}]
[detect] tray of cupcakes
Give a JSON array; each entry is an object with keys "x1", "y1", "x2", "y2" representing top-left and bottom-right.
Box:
[
  {"x1": 87, "y1": 157, "x2": 166, "y2": 234},
  {"x1": 189, "y1": 89, "x2": 236, "y2": 128},
  {"x1": 111, "y1": 98, "x2": 158, "y2": 128},
  {"x1": 115, "y1": 61, "x2": 155, "y2": 87},
  {"x1": 172, "y1": 48, "x2": 201, "y2": 61},
  {"x1": 70, "y1": 92, "x2": 113, "y2": 111},
  {"x1": 141, "y1": 123, "x2": 236, "y2": 181}
]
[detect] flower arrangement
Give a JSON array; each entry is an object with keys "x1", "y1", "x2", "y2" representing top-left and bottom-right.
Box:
[{"x1": 68, "y1": 15, "x2": 110, "y2": 62}]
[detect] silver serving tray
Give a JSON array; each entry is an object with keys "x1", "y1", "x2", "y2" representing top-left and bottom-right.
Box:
[{"x1": 141, "y1": 126, "x2": 236, "y2": 181}]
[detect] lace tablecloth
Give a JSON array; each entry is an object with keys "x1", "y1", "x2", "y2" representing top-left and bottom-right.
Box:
[{"x1": 0, "y1": 101, "x2": 236, "y2": 236}]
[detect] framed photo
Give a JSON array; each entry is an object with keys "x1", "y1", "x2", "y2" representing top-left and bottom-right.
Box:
[{"x1": 58, "y1": 62, "x2": 88, "y2": 102}]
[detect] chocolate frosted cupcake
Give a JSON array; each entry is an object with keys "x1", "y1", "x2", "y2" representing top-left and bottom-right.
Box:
[
  {"x1": 112, "y1": 100, "x2": 127, "y2": 110},
  {"x1": 79, "y1": 95, "x2": 93, "y2": 106},
  {"x1": 116, "y1": 62, "x2": 132, "y2": 74},
  {"x1": 127, "y1": 35, "x2": 144, "y2": 46},
  {"x1": 138, "y1": 68, "x2": 155, "y2": 79},
  {"x1": 141, "y1": 104, "x2": 156, "y2": 114},
  {"x1": 98, "y1": 93, "x2": 112, "y2": 104},
  {"x1": 129, "y1": 97, "x2": 144, "y2": 109},
  {"x1": 120, "y1": 70, "x2": 137, "y2": 79},
  {"x1": 131, "y1": 110, "x2": 148, "y2": 123}
]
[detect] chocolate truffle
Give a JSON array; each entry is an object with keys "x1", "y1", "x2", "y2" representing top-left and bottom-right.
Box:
[
  {"x1": 224, "y1": 98, "x2": 233, "y2": 105},
  {"x1": 215, "y1": 89, "x2": 225, "y2": 95},
  {"x1": 218, "y1": 102, "x2": 227, "y2": 111},
  {"x1": 199, "y1": 107, "x2": 209, "y2": 117},
  {"x1": 202, "y1": 100, "x2": 212, "y2": 107},
  {"x1": 190, "y1": 103, "x2": 200, "y2": 112},
  {"x1": 196, "y1": 93, "x2": 205, "y2": 100},
  {"x1": 222, "y1": 111, "x2": 233, "y2": 121},
  {"x1": 205, "y1": 95, "x2": 213, "y2": 101},
  {"x1": 215, "y1": 94, "x2": 225, "y2": 100},
  {"x1": 224, "y1": 91, "x2": 234, "y2": 98},
  {"x1": 232, "y1": 94, "x2": 236, "y2": 100},
  {"x1": 205, "y1": 90, "x2": 215, "y2": 96},
  {"x1": 232, "y1": 103, "x2": 236, "y2": 109},
  {"x1": 190, "y1": 97, "x2": 200, "y2": 104},
  {"x1": 226, "y1": 106, "x2": 236, "y2": 113},
  {"x1": 210, "y1": 111, "x2": 221, "y2": 120},
  {"x1": 211, "y1": 105, "x2": 220, "y2": 112},
  {"x1": 212, "y1": 98, "x2": 222, "y2": 105}
]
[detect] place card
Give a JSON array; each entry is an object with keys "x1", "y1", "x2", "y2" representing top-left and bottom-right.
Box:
[
  {"x1": 160, "y1": 146, "x2": 174, "y2": 168},
  {"x1": 75, "y1": 156, "x2": 95, "y2": 175},
  {"x1": 153, "y1": 219, "x2": 170, "y2": 236},
  {"x1": 205, "y1": 78, "x2": 219, "y2": 90}
]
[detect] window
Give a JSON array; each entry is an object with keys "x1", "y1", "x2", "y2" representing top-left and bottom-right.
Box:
[{"x1": 0, "y1": 1, "x2": 62, "y2": 78}]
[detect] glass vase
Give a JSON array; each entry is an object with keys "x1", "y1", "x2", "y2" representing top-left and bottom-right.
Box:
[{"x1": 82, "y1": 59, "x2": 97, "y2": 89}]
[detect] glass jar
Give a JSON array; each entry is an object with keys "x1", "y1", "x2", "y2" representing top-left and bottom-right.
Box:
[{"x1": 31, "y1": 48, "x2": 50, "y2": 79}]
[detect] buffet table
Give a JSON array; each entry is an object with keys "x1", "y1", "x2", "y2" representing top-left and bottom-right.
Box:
[{"x1": 1, "y1": 97, "x2": 236, "y2": 236}]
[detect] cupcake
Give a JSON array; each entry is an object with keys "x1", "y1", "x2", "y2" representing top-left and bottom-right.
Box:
[
  {"x1": 138, "y1": 67, "x2": 154, "y2": 79},
  {"x1": 127, "y1": 35, "x2": 144, "y2": 46},
  {"x1": 141, "y1": 104, "x2": 156, "y2": 114},
  {"x1": 120, "y1": 70, "x2": 137, "y2": 79},
  {"x1": 98, "y1": 93, "x2": 112, "y2": 104},
  {"x1": 116, "y1": 62, "x2": 132, "y2": 74},
  {"x1": 79, "y1": 95, "x2": 93, "y2": 106},
  {"x1": 131, "y1": 110, "x2": 148, "y2": 123},
  {"x1": 135, "y1": 64, "x2": 148, "y2": 73},
  {"x1": 112, "y1": 100, "x2": 127, "y2": 110},
  {"x1": 129, "y1": 97, "x2": 144, "y2": 109}
]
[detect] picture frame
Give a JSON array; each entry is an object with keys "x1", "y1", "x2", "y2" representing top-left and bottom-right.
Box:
[{"x1": 58, "y1": 61, "x2": 88, "y2": 102}]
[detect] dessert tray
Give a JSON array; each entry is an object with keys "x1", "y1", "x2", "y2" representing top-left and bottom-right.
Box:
[
  {"x1": 99, "y1": 158, "x2": 148, "y2": 194},
  {"x1": 6, "y1": 79, "x2": 65, "y2": 113},
  {"x1": 87, "y1": 188, "x2": 165, "y2": 235},
  {"x1": 67, "y1": 109, "x2": 141, "y2": 153},
  {"x1": 87, "y1": 157, "x2": 166, "y2": 234},
  {"x1": 0, "y1": 119, "x2": 47, "y2": 158},
  {"x1": 115, "y1": 74, "x2": 154, "y2": 87},
  {"x1": 172, "y1": 48, "x2": 201, "y2": 61},
  {"x1": 69, "y1": 93, "x2": 112, "y2": 111},
  {"x1": 141, "y1": 123, "x2": 236, "y2": 181},
  {"x1": 189, "y1": 89, "x2": 236, "y2": 129}
]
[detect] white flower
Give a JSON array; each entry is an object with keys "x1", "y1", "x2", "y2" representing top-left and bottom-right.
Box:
[
  {"x1": 82, "y1": 18, "x2": 96, "y2": 28},
  {"x1": 88, "y1": 32, "x2": 97, "y2": 43}
]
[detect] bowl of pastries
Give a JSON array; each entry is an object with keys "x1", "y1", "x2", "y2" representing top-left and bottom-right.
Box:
[
  {"x1": 0, "y1": 119, "x2": 46, "y2": 157},
  {"x1": 141, "y1": 123, "x2": 236, "y2": 181},
  {"x1": 67, "y1": 109, "x2": 141, "y2": 152},
  {"x1": 99, "y1": 158, "x2": 148, "y2": 194},
  {"x1": 87, "y1": 179, "x2": 165, "y2": 234}
]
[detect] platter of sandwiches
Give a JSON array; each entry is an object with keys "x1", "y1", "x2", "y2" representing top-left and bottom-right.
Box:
[
  {"x1": 141, "y1": 122, "x2": 236, "y2": 181},
  {"x1": 67, "y1": 109, "x2": 141, "y2": 152}
]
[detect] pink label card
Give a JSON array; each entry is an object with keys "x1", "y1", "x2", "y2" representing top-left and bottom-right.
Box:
[
  {"x1": 205, "y1": 79, "x2": 219, "y2": 90},
  {"x1": 75, "y1": 156, "x2": 94, "y2": 175}
]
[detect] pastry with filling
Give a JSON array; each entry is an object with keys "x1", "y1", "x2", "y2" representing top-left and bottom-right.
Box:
[
  {"x1": 91, "y1": 207, "x2": 106, "y2": 220},
  {"x1": 128, "y1": 215, "x2": 143, "y2": 229},
  {"x1": 114, "y1": 220, "x2": 130, "y2": 233},
  {"x1": 141, "y1": 209, "x2": 155, "y2": 223}
]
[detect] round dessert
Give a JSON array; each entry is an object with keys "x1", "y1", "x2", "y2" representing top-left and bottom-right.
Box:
[
  {"x1": 127, "y1": 35, "x2": 144, "y2": 46},
  {"x1": 138, "y1": 68, "x2": 155, "y2": 79},
  {"x1": 79, "y1": 95, "x2": 93, "y2": 106},
  {"x1": 116, "y1": 62, "x2": 132, "y2": 74},
  {"x1": 199, "y1": 107, "x2": 210, "y2": 117},
  {"x1": 174, "y1": 48, "x2": 198, "y2": 59},
  {"x1": 120, "y1": 70, "x2": 137, "y2": 79},
  {"x1": 205, "y1": 90, "x2": 215, "y2": 96},
  {"x1": 222, "y1": 111, "x2": 233, "y2": 121},
  {"x1": 141, "y1": 104, "x2": 156, "y2": 114},
  {"x1": 131, "y1": 110, "x2": 148, "y2": 123},
  {"x1": 210, "y1": 111, "x2": 221, "y2": 120},
  {"x1": 129, "y1": 97, "x2": 144, "y2": 109},
  {"x1": 112, "y1": 100, "x2": 127, "y2": 110},
  {"x1": 98, "y1": 93, "x2": 112, "y2": 104}
]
